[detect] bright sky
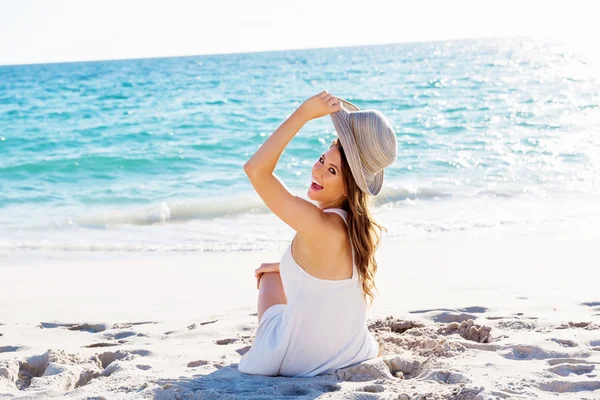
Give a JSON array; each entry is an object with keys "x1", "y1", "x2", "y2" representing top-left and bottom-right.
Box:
[{"x1": 0, "y1": 0, "x2": 595, "y2": 66}]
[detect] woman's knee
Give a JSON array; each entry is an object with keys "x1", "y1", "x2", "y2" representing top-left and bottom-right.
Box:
[
  {"x1": 258, "y1": 272, "x2": 286, "y2": 301},
  {"x1": 259, "y1": 271, "x2": 283, "y2": 292},
  {"x1": 257, "y1": 272, "x2": 287, "y2": 323}
]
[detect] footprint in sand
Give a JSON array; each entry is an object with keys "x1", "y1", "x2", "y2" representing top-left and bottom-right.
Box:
[
  {"x1": 549, "y1": 338, "x2": 578, "y2": 347},
  {"x1": 187, "y1": 360, "x2": 209, "y2": 368},
  {"x1": 581, "y1": 302, "x2": 600, "y2": 316},
  {"x1": 556, "y1": 321, "x2": 600, "y2": 330},
  {"x1": 538, "y1": 379, "x2": 600, "y2": 393},
  {"x1": 569, "y1": 321, "x2": 590, "y2": 328},
  {"x1": 581, "y1": 301, "x2": 600, "y2": 307},
  {"x1": 102, "y1": 330, "x2": 138, "y2": 341},
  {"x1": 431, "y1": 312, "x2": 479, "y2": 324},
  {"x1": 485, "y1": 316, "x2": 507, "y2": 320},
  {"x1": 131, "y1": 349, "x2": 152, "y2": 357},
  {"x1": 85, "y1": 343, "x2": 121, "y2": 348},
  {"x1": 588, "y1": 339, "x2": 600, "y2": 352},
  {"x1": 236, "y1": 345, "x2": 251, "y2": 356},
  {"x1": 40, "y1": 322, "x2": 110, "y2": 333},
  {"x1": 547, "y1": 362, "x2": 595, "y2": 377},
  {"x1": 497, "y1": 319, "x2": 536, "y2": 331},
  {"x1": 547, "y1": 358, "x2": 598, "y2": 366},
  {"x1": 0, "y1": 345, "x2": 22, "y2": 353},
  {"x1": 215, "y1": 338, "x2": 238, "y2": 345},
  {"x1": 537, "y1": 358, "x2": 600, "y2": 393},
  {"x1": 113, "y1": 321, "x2": 157, "y2": 329},
  {"x1": 114, "y1": 331, "x2": 137, "y2": 340},
  {"x1": 40, "y1": 321, "x2": 156, "y2": 333},
  {"x1": 500, "y1": 344, "x2": 573, "y2": 360}
]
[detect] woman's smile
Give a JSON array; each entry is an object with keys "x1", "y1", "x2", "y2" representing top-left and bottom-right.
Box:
[{"x1": 310, "y1": 175, "x2": 324, "y2": 191}]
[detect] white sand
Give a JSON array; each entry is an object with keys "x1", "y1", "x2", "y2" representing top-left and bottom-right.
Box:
[{"x1": 1, "y1": 220, "x2": 599, "y2": 399}]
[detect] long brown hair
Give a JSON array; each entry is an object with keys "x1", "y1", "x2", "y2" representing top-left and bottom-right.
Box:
[{"x1": 331, "y1": 138, "x2": 387, "y2": 307}]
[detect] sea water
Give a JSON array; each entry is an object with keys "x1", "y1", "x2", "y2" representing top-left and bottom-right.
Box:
[{"x1": 1, "y1": 37, "x2": 599, "y2": 259}]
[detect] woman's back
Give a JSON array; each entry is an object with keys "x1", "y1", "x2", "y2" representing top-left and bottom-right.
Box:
[
  {"x1": 238, "y1": 208, "x2": 379, "y2": 377},
  {"x1": 289, "y1": 207, "x2": 355, "y2": 281}
]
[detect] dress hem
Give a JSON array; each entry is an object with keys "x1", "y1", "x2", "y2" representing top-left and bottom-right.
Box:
[{"x1": 259, "y1": 303, "x2": 286, "y2": 325}]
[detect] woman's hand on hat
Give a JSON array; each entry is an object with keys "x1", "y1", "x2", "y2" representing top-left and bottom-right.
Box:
[{"x1": 296, "y1": 91, "x2": 342, "y2": 121}]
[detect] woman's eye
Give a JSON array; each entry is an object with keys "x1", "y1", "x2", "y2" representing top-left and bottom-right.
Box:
[
  {"x1": 329, "y1": 168, "x2": 336, "y2": 174},
  {"x1": 319, "y1": 157, "x2": 324, "y2": 163}
]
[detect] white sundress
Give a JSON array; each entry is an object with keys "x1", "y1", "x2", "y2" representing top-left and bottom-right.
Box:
[{"x1": 237, "y1": 207, "x2": 379, "y2": 377}]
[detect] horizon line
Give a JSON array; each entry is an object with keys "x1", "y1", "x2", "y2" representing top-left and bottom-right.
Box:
[{"x1": 0, "y1": 34, "x2": 532, "y2": 68}]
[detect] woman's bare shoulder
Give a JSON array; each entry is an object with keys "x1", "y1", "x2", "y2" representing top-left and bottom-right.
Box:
[{"x1": 297, "y1": 209, "x2": 347, "y2": 245}]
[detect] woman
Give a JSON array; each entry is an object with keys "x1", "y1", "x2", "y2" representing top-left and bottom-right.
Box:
[{"x1": 238, "y1": 91, "x2": 397, "y2": 377}]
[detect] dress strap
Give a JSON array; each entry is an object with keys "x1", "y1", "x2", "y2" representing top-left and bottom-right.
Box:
[{"x1": 322, "y1": 208, "x2": 348, "y2": 226}]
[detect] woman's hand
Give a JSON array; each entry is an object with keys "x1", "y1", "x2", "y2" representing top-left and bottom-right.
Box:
[
  {"x1": 296, "y1": 90, "x2": 342, "y2": 121},
  {"x1": 255, "y1": 262, "x2": 280, "y2": 289}
]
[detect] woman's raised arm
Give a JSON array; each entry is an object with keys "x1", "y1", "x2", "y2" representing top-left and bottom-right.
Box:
[{"x1": 243, "y1": 91, "x2": 341, "y2": 236}]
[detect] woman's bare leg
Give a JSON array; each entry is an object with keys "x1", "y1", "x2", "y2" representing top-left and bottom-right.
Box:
[{"x1": 257, "y1": 271, "x2": 287, "y2": 323}]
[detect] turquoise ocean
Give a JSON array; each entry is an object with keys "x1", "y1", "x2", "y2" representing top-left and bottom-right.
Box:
[{"x1": 1, "y1": 38, "x2": 599, "y2": 259}]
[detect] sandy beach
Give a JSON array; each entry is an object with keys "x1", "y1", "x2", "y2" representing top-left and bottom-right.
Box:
[{"x1": 1, "y1": 216, "x2": 599, "y2": 400}]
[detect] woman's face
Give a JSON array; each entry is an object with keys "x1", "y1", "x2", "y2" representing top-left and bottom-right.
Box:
[{"x1": 307, "y1": 145, "x2": 346, "y2": 205}]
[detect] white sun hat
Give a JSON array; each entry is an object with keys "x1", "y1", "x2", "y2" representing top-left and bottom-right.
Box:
[{"x1": 330, "y1": 98, "x2": 397, "y2": 196}]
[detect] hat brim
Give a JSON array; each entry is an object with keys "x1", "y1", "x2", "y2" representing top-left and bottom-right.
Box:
[{"x1": 330, "y1": 98, "x2": 384, "y2": 196}]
